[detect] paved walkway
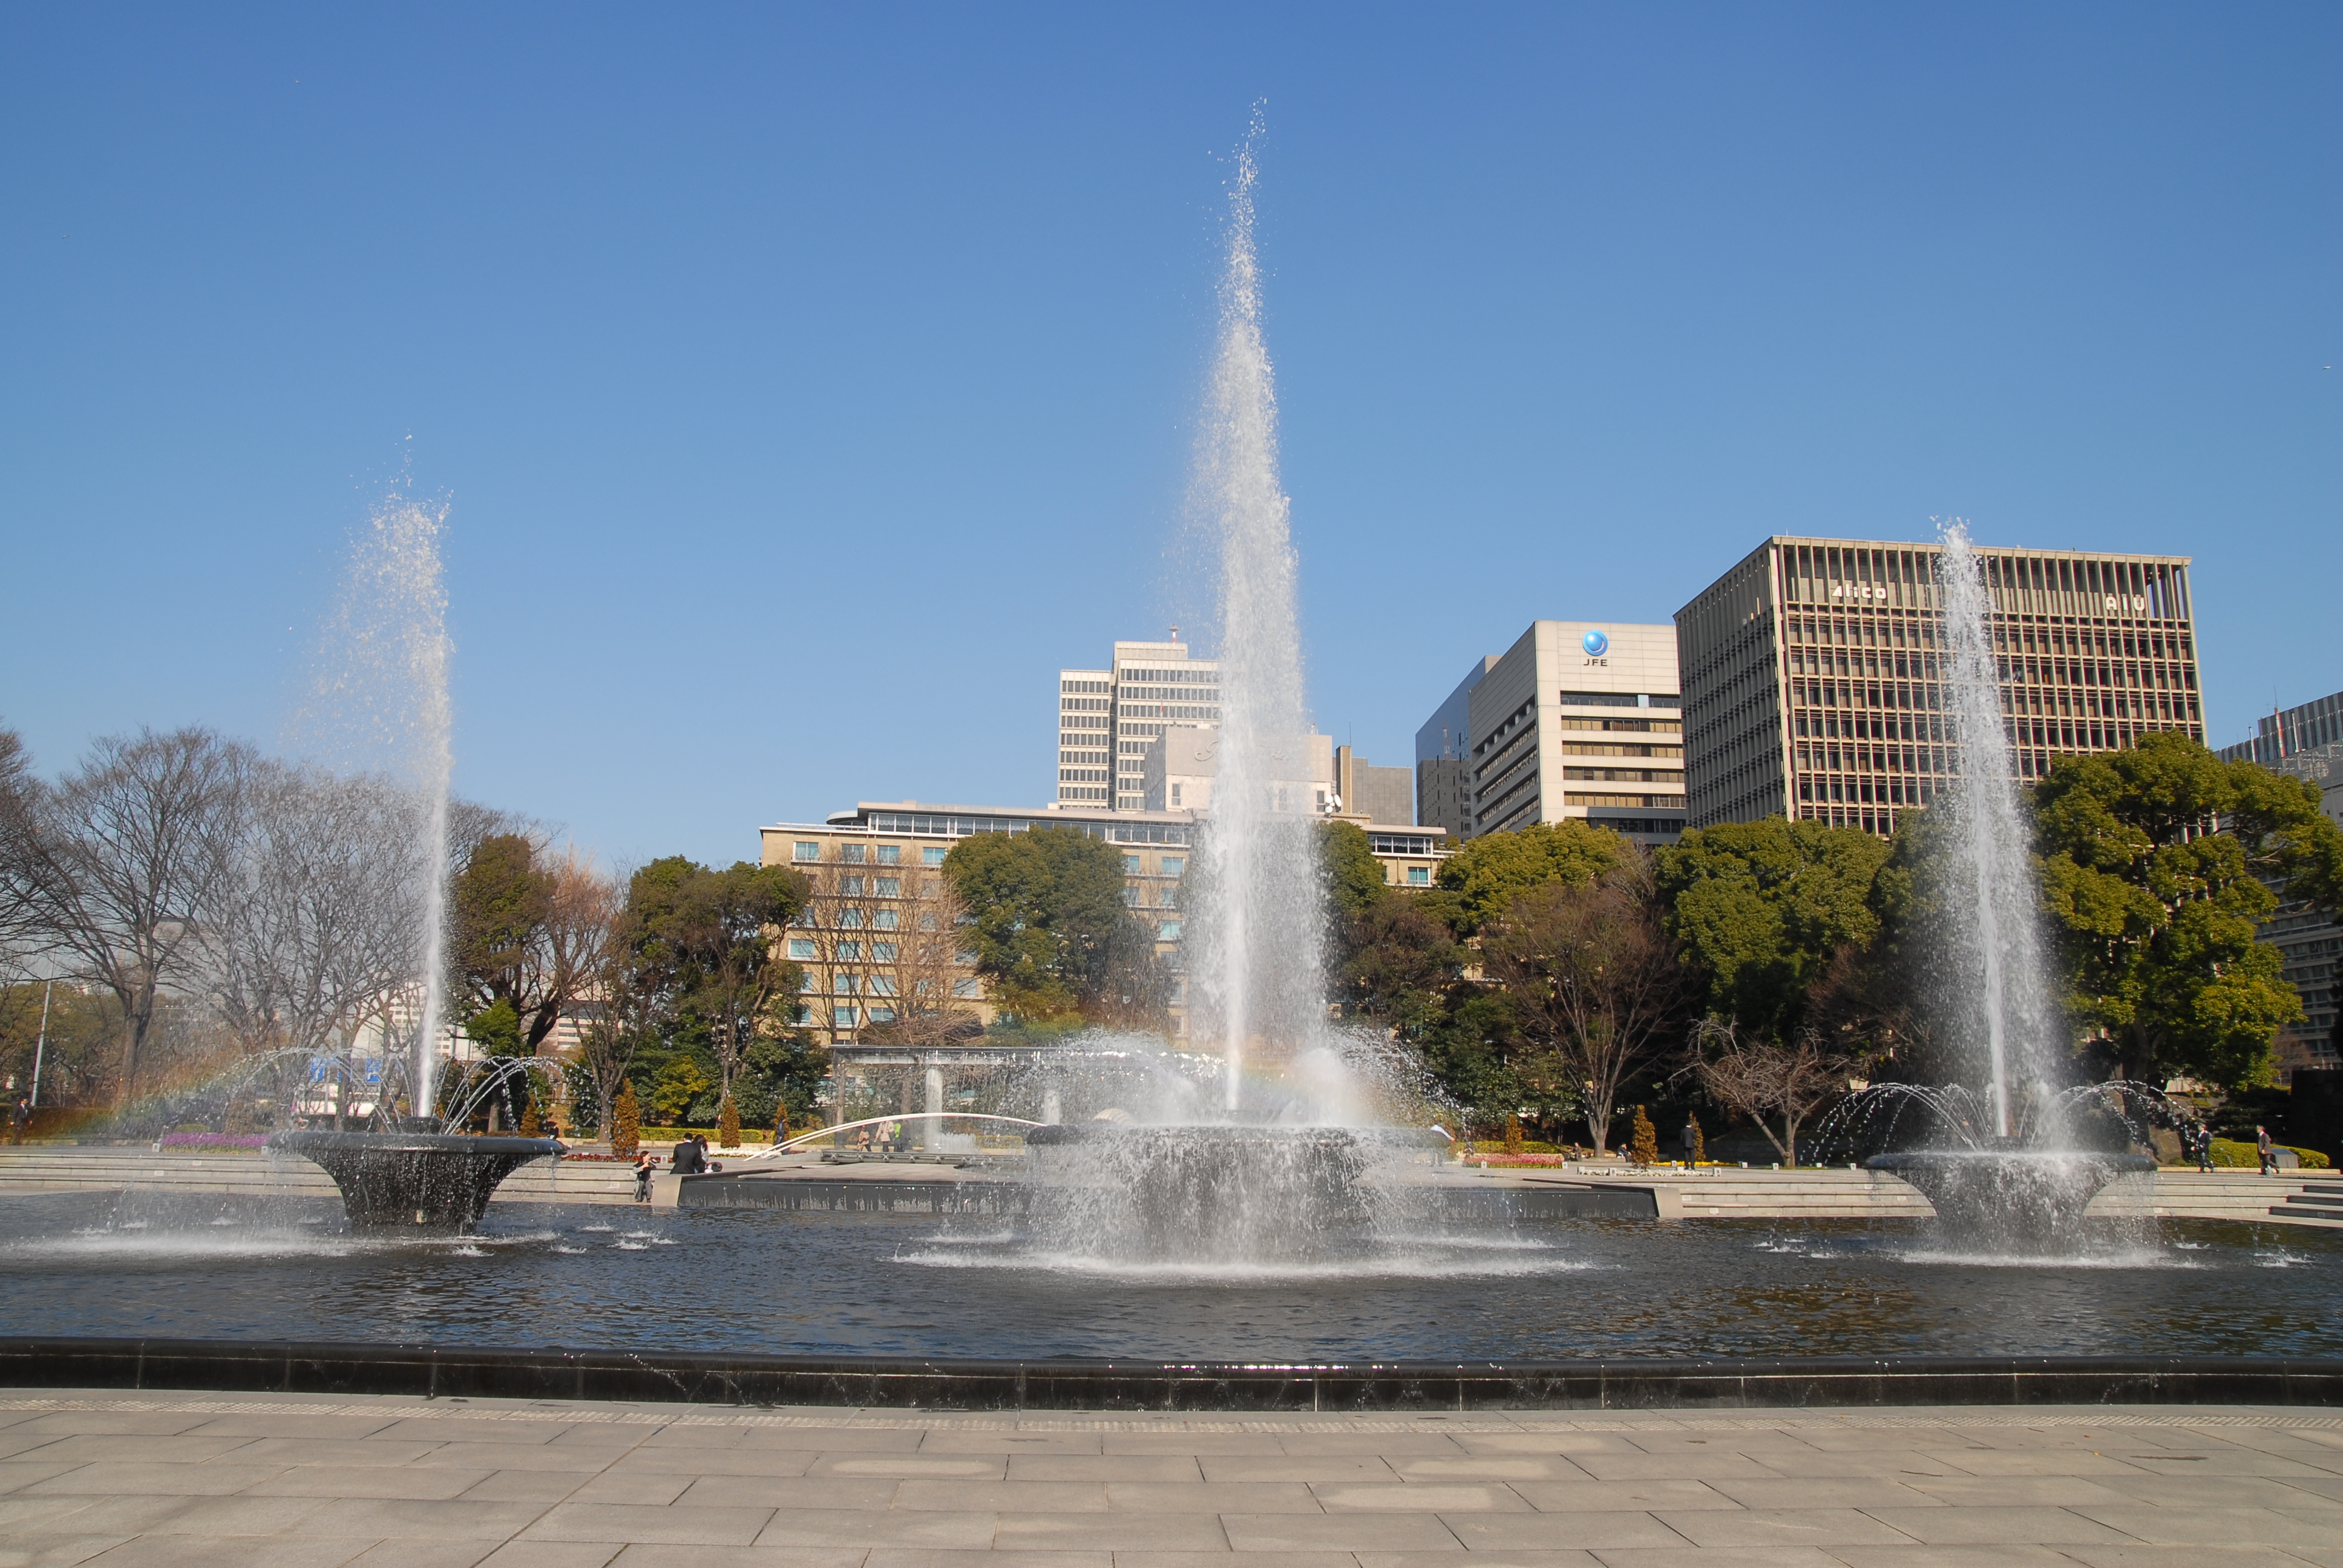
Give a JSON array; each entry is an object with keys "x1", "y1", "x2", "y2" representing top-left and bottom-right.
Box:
[{"x1": 2, "y1": 1390, "x2": 2339, "y2": 1566}]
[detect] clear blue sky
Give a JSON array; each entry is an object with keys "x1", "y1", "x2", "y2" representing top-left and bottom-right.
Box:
[{"x1": 4, "y1": 4, "x2": 2336, "y2": 867}]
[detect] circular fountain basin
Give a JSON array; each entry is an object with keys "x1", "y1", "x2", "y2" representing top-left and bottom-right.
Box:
[
  {"x1": 268, "y1": 1130, "x2": 563, "y2": 1230},
  {"x1": 1868, "y1": 1148, "x2": 2156, "y2": 1247}
]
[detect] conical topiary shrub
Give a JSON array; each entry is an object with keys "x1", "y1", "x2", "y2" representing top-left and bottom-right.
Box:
[
  {"x1": 1504, "y1": 1114, "x2": 1524, "y2": 1155},
  {"x1": 1630, "y1": 1105, "x2": 1659, "y2": 1167},
  {"x1": 611, "y1": 1080, "x2": 640, "y2": 1158},
  {"x1": 717, "y1": 1094, "x2": 740, "y2": 1150}
]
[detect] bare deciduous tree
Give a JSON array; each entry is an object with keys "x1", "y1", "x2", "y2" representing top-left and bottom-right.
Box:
[
  {"x1": 1478, "y1": 854, "x2": 1687, "y2": 1152},
  {"x1": 0, "y1": 727, "x2": 46, "y2": 981},
  {"x1": 200, "y1": 764, "x2": 428, "y2": 1066},
  {"x1": 1680, "y1": 1017, "x2": 1857, "y2": 1169},
  {"x1": 11, "y1": 728, "x2": 252, "y2": 1105},
  {"x1": 792, "y1": 857, "x2": 888, "y2": 1045},
  {"x1": 562, "y1": 862, "x2": 647, "y2": 1142},
  {"x1": 867, "y1": 867, "x2": 979, "y2": 1047}
]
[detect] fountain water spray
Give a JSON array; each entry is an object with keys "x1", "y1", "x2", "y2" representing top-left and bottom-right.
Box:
[
  {"x1": 1935, "y1": 521, "x2": 2055, "y2": 1137},
  {"x1": 1836, "y1": 524, "x2": 2155, "y2": 1250},
  {"x1": 1191, "y1": 108, "x2": 1322, "y2": 1112},
  {"x1": 311, "y1": 491, "x2": 455, "y2": 1118}
]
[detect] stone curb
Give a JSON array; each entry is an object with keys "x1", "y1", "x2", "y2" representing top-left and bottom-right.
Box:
[{"x1": 2, "y1": 1338, "x2": 2338, "y2": 1413}]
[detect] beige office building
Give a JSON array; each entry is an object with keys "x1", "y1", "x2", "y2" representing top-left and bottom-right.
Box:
[
  {"x1": 1461, "y1": 621, "x2": 1686, "y2": 843},
  {"x1": 1057, "y1": 638, "x2": 1223, "y2": 811},
  {"x1": 762, "y1": 795, "x2": 1451, "y2": 1047},
  {"x1": 1674, "y1": 536, "x2": 2203, "y2": 837}
]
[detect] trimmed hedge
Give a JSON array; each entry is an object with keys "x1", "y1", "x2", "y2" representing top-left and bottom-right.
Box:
[{"x1": 2207, "y1": 1138, "x2": 2332, "y2": 1170}]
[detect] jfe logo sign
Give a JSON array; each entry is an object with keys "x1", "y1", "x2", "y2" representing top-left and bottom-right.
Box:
[{"x1": 1581, "y1": 629, "x2": 1609, "y2": 665}]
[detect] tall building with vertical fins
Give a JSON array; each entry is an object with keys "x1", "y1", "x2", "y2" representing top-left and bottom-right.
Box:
[{"x1": 1675, "y1": 537, "x2": 2203, "y2": 837}]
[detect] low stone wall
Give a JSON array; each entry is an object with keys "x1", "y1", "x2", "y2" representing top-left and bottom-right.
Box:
[{"x1": 0, "y1": 1146, "x2": 637, "y2": 1206}]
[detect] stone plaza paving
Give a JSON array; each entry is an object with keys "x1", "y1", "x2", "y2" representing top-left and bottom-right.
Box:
[{"x1": 1, "y1": 1390, "x2": 2340, "y2": 1567}]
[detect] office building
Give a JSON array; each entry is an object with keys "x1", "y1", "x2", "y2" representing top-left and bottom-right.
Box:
[
  {"x1": 2226, "y1": 735, "x2": 2342, "y2": 1081},
  {"x1": 1415, "y1": 656, "x2": 1499, "y2": 838},
  {"x1": 1335, "y1": 745, "x2": 1413, "y2": 826},
  {"x1": 1057, "y1": 638, "x2": 1222, "y2": 811},
  {"x1": 1459, "y1": 622, "x2": 1686, "y2": 844},
  {"x1": 764, "y1": 793, "x2": 1454, "y2": 1047},
  {"x1": 1141, "y1": 725, "x2": 1221, "y2": 812},
  {"x1": 1676, "y1": 537, "x2": 2202, "y2": 836},
  {"x1": 762, "y1": 802, "x2": 1193, "y2": 1047},
  {"x1": 1137, "y1": 727, "x2": 1340, "y2": 815},
  {"x1": 2220, "y1": 689, "x2": 2343, "y2": 770}
]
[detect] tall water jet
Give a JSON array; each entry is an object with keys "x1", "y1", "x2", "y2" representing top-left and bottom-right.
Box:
[
  {"x1": 1934, "y1": 520, "x2": 2056, "y2": 1134},
  {"x1": 309, "y1": 490, "x2": 456, "y2": 1117},
  {"x1": 1851, "y1": 523, "x2": 2154, "y2": 1249},
  {"x1": 1190, "y1": 111, "x2": 1323, "y2": 1111}
]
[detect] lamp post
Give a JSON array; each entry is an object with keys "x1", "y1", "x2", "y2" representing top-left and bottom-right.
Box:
[{"x1": 30, "y1": 979, "x2": 52, "y2": 1108}]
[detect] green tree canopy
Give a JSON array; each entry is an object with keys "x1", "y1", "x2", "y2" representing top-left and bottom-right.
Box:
[
  {"x1": 1435, "y1": 820, "x2": 1626, "y2": 934},
  {"x1": 1335, "y1": 894, "x2": 1466, "y2": 1039},
  {"x1": 1319, "y1": 820, "x2": 1388, "y2": 919},
  {"x1": 945, "y1": 827, "x2": 1139, "y2": 1021},
  {"x1": 626, "y1": 857, "x2": 809, "y2": 1099},
  {"x1": 2034, "y1": 733, "x2": 2309, "y2": 1088},
  {"x1": 1654, "y1": 818, "x2": 1891, "y2": 1041}
]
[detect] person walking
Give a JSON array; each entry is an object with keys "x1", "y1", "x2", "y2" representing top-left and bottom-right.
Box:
[
  {"x1": 8, "y1": 1094, "x2": 28, "y2": 1146},
  {"x1": 2257, "y1": 1124, "x2": 2276, "y2": 1176}
]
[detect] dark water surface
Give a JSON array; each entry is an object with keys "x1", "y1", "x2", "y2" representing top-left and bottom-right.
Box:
[{"x1": 2, "y1": 1192, "x2": 2335, "y2": 1361}]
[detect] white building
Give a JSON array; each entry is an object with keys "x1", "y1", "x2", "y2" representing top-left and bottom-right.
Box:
[
  {"x1": 1461, "y1": 621, "x2": 1686, "y2": 843},
  {"x1": 1056, "y1": 638, "x2": 1222, "y2": 811}
]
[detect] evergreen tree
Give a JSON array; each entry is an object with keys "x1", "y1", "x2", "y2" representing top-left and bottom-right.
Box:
[
  {"x1": 1630, "y1": 1104, "x2": 1660, "y2": 1166},
  {"x1": 611, "y1": 1079, "x2": 640, "y2": 1157}
]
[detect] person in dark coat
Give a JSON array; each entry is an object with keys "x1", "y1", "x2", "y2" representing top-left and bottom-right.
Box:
[{"x1": 672, "y1": 1137, "x2": 703, "y2": 1174}]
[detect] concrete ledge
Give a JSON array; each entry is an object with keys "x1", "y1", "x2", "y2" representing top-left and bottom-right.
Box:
[{"x1": 2, "y1": 1336, "x2": 2338, "y2": 1412}]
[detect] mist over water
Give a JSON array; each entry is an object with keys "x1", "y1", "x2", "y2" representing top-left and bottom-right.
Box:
[
  {"x1": 1190, "y1": 111, "x2": 1323, "y2": 1111},
  {"x1": 303, "y1": 491, "x2": 456, "y2": 1114}
]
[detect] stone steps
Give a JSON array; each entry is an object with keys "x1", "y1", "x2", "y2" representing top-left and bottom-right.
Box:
[{"x1": 1521, "y1": 1166, "x2": 2336, "y2": 1226}]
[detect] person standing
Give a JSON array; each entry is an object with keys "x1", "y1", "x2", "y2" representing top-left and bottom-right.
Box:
[
  {"x1": 2194, "y1": 1123, "x2": 2215, "y2": 1174},
  {"x1": 8, "y1": 1094, "x2": 28, "y2": 1146},
  {"x1": 632, "y1": 1151, "x2": 655, "y2": 1203}
]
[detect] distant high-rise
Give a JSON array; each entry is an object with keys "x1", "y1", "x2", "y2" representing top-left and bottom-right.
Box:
[
  {"x1": 1335, "y1": 745, "x2": 1414, "y2": 827},
  {"x1": 2220, "y1": 689, "x2": 2343, "y2": 769},
  {"x1": 1473, "y1": 622, "x2": 1685, "y2": 843},
  {"x1": 1415, "y1": 656, "x2": 1498, "y2": 838},
  {"x1": 1675, "y1": 537, "x2": 2203, "y2": 837},
  {"x1": 1416, "y1": 624, "x2": 1684, "y2": 844},
  {"x1": 1056, "y1": 637, "x2": 1222, "y2": 811}
]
